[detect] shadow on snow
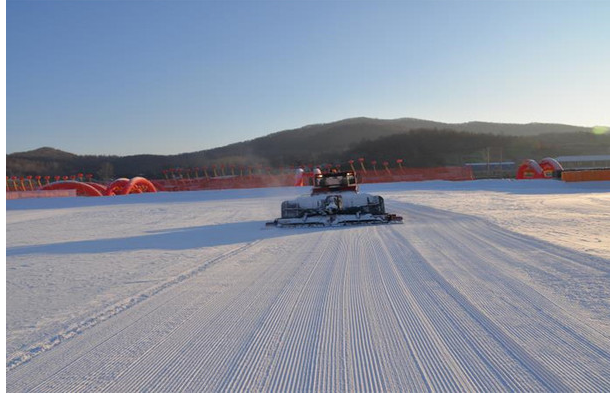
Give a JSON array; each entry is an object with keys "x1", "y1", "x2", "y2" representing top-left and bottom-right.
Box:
[{"x1": 6, "y1": 220, "x2": 360, "y2": 256}]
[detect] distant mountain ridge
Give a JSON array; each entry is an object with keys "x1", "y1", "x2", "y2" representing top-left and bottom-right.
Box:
[
  {"x1": 259, "y1": 117, "x2": 591, "y2": 140},
  {"x1": 188, "y1": 117, "x2": 594, "y2": 165},
  {"x1": 9, "y1": 147, "x2": 78, "y2": 160},
  {"x1": 7, "y1": 117, "x2": 607, "y2": 179}
]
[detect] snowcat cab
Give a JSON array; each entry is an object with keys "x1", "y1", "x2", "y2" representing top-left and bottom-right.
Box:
[
  {"x1": 266, "y1": 171, "x2": 403, "y2": 227},
  {"x1": 312, "y1": 171, "x2": 358, "y2": 194}
]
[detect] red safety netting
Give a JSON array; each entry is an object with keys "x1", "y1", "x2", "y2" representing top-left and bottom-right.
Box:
[
  {"x1": 6, "y1": 167, "x2": 474, "y2": 198},
  {"x1": 358, "y1": 166, "x2": 473, "y2": 184},
  {"x1": 154, "y1": 173, "x2": 297, "y2": 191},
  {"x1": 9, "y1": 176, "x2": 161, "y2": 198},
  {"x1": 153, "y1": 166, "x2": 473, "y2": 191}
]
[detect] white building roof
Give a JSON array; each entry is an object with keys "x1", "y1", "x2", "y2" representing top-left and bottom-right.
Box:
[
  {"x1": 555, "y1": 155, "x2": 610, "y2": 162},
  {"x1": 465, "y1": 162, "x2": 515, "y2": 166}
]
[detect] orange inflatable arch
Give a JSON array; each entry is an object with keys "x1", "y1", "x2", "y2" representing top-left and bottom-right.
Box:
[
  {"x1": 516, "y1": 159, "x2": 544, "y2": 179},
  {"x1": 539, "y1": 158, "x2": 563, "y2": 178},
  {"x1": 40, "y1": 181, "x2": 104, "y2": 197},
  {"x1": 105, "y1": 178, "x2": 130, "y2": 196},
  {"x1": 106, "y1": 177, "x2": 158, "y2": 195},
  {"x1": 86, "y1": 182, "x2": 108, "y2": 194},
  {"x1": 121, "y1": 177, "x2": 158, "y2": 195},
  {"x1": 34, "y1": 176, "x2": 159, "y2": 197}
]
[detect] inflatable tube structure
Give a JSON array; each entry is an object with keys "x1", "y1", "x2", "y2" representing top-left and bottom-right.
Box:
[
  {"x1": 121, "y1": 177, "x2": 158, "y2": 195},
  {"x1": 105, "y1": 178, "x2": 130, "y2": 196},
  {"x1": 86, "y1": 182, "x2": 108, "y2": 193},
  {"x1": 539, "y1": 158, "x2": 563, "y2": 178},
  {"x1": 40, "y1": 181, "x2": 104, "y2": 197},
  {"x1": 30, "y1": 176, "x2": 159, "y2": 197},
  {"x1": 516, "y1": 159, "x2": 544, "y2": 179}
]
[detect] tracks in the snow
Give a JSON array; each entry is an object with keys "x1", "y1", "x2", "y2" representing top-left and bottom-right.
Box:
[
  {"x1": 7, "y1": 201, "x2": 610, "y2": 392},
  {"x1": 6, "y1": 240, "x2": 261, "y2": 372}
]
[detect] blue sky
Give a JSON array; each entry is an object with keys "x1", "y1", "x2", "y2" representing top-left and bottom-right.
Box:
[{"x1": 6, "y1": 0, "x2": 610, "y2": 155}]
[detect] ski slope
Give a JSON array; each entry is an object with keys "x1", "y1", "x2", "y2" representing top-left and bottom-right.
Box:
[{"x1": 6, "y1": 180, "x2": 610, "y2": 392}]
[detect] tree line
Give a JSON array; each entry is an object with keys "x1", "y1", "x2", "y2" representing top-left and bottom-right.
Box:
[{"x1": 7, "y1": 129, "x2": 609, "y2": 180}]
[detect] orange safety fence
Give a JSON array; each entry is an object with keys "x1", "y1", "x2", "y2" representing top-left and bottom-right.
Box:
[
  {"x1": 358, "y1": 166, "x2": 473, "y2": 184},
  {"x1": 6, "y1": 190, "x2": 77, "y2": 200},
  {"x1": 154, "y1": 173, "x2": 298, "y2": 191},
  {"x1": 7, "y1": 176, "x2": 160, "y2": 198},
  {"x1": 7, "y1": 167, "x2": 475, "y2": 198},
  {"x1": 153, "y1": 166, "x2": 473, "y2": 191},
  {"x1": 561, "y1": 169, "x2": 610, "y2": 182},
  {"x1": 39, "y1": 181, "x2": 104, "y2": 197}
]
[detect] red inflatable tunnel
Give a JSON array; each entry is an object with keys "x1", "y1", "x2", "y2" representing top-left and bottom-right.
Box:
[
  {"x1": 36, "y1": 176, "x2": 158, "y2": 197},
  {"x1": 86, "y1": 182, "x2": 108, "y2": 194},
  {"x1": 121, "y1": 177, "x2": 158, "y2": 195},
  {"x1": 105, "y1": 178, "x2": 130, "y2": 196},
  {"x1": 539, "y1": 157, "x2": 563, "y2": 178},
  {"x1": 40, "y1": 181, "x2": 104, "y2": 197},
  {"x1": 105, "y1": 177, "x2": 158, "y2": 195},
  {"x1": 516, "y1": 159, "x2": 544, "y2": 179}
]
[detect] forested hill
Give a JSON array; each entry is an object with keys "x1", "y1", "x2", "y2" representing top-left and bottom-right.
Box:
[{"x1": 6, "y1": 117, "x2": 608, "y2": 179}]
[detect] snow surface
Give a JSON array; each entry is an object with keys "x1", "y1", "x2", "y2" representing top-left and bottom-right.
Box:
[{"x1": 6, "y1": 179, "x2": 610, "y2": 391}]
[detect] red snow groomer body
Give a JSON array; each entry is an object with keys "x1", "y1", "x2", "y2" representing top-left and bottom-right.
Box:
[{"x1": 266, "y1": 171, "x2": 403, "y2": 227}]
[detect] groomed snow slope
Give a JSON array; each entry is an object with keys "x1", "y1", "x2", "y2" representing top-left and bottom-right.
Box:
[{"x1": 6, "y1": 180, "x2": 609, "y2": 392}]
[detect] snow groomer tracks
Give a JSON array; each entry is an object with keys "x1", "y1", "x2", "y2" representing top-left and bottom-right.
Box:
[{"x1": 7, "y1": 196, "x2": 609, "y2": 392}]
